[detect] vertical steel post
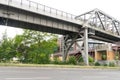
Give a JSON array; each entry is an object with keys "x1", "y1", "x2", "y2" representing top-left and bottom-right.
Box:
[
  {"x1": 62, "y1": 36, "x2": 65, "y2": 62},
  {"x1": 62, "y1": 34, "x2": 77, "y2": 62},
  {"x1": 84, "y1": 27, "x2": 89, "y2": 66}
]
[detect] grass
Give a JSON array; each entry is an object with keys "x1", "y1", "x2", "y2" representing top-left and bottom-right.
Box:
[{"x1": 0, "y1": 62, "x2": 120, "y2": 70}]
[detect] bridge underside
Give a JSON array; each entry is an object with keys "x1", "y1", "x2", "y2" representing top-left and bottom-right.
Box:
[
  {"x1": 0, "y1": 16, "x2": 119, "y2": 43},
  {"x1": 89, "y1": 30, "x2": 120, "y2": 43},
  {"x1": 0, "y1": 17, "x2": 76, "y2": 35}
]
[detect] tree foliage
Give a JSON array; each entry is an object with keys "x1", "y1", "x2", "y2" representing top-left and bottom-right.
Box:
[
  {"x1": 0, "y1": 31, "x2": 16, "y2": 61},
  {"x1": 0, "y1": 29, "x2": 58, "y2": 63}
]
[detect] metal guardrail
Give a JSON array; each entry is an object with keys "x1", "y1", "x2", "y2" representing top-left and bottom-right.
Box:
[{"x1": 7, "y1": 0, "x2": 76, "y2": 20}]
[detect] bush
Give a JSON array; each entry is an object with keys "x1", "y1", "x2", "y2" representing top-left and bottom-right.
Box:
[
  {"x1": 52, "y1": 57, "x2": 61, "y2": 64},
  {"x1": 89, "y1": 56, "x2": 94, "y2": 62},
  {"x1": 67, "y1": 56, "x2": 77, "y2": 65},
  {"x1": 78, "y1": 56, "x2": 84, "y2": 62},
  {"x1": 103, "y1": 63, "x2": 108, "y2": 66},
  {"x1": 52, "y1": 56, "x2": 78, "y2": 65},
  {"x1": 94, "y1": 62, "x2": 101, "y2": 66},
  {"x1": 109, "y1": 62, "x2": 115, "y2": 67}
]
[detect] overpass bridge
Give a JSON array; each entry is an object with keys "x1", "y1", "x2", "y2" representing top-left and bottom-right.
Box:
[{"x1": 0, "y1": 0, "x2": 120, "y2": 65}]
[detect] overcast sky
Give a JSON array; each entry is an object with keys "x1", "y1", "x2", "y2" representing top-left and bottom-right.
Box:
[{"x1": 0, "y1": 0, "x2": 120, "y2": 38}]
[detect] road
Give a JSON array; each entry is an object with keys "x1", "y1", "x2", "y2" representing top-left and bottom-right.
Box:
[{"x1": 0, "y1": 67, "x2": 120, "y2": 80}]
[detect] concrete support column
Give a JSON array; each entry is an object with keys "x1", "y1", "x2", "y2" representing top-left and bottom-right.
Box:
[
  {"x1": 62, "y1": 36, "x2": 66, "y2": 62},
  {"x1": 84, "y1": 28, "x2": 89, "y2": 66}
]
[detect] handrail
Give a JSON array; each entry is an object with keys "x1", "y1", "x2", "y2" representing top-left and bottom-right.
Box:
[{"x1": 9, "y1": 0, "x2": 76, "y2": 20}]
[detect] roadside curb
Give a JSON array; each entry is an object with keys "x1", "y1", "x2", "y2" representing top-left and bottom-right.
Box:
[{"x1": 0, "y1": 63, "x2": 120, "y2": 70}]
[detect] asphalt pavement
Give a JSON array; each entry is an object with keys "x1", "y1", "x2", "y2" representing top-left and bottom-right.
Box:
[{"x1": 0, "y1": 67, "x2": 120, "y2": 80}]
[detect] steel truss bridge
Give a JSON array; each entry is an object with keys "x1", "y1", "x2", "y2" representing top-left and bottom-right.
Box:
[{"x1": 0, "y1": 0, "x2": 120, "y2": 65}]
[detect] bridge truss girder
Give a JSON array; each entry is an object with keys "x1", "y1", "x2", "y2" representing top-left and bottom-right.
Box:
[{"x1": 75, "y1": 9, "x2": 120, "y2": 36}]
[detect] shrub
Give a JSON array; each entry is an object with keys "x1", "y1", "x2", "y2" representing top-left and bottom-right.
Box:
[
  {"x1": 109, "y1": 62, "x2": 115, "y2": 67},
  {"x1": 78, "y1": 56, "x2": 84, "y2": 62},
  {"x1": 67, "y1": 56, "x2": 77, "y2": 65},
  {"x1": 94, "y1": 62, "x2": 101, "y2": 66},
  {"x1": 52, "y1": 57, "x2": 61, "y2": 64},
  {"x1": 89, "y1": 56, "x2": 94, "y2": 62},
  {"x1": 103, "y1": 63, "x2": 108, "y2": 66}
]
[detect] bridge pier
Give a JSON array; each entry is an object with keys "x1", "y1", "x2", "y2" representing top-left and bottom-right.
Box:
[
  {"x1": 84, "y1": 28, "x2": 89, "y2": 66},
  {"x1": 62, "y1": 34, "x2": 78, "y2": 62},
  {"x1": 76, "y1": 28, "x2": 89, "y2": 66},
  {"x1": 62, "y1": 28, "x2": 89, "y2": 66}
]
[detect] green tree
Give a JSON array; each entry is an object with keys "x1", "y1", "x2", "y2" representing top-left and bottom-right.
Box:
[
  {"x1": 0, "y1": 31, "x2": 16, "y2": 62},
  {"x1": 0, "y1": 29, "x2": 58, "y2": 64},
  {"x1": 23, "y1": 30, "x2": 58, "y2": 64}
]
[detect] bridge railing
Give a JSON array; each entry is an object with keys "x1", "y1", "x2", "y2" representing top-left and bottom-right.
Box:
[{"x1": 8, "y1": 0, "x2": 76, "y2": 20}]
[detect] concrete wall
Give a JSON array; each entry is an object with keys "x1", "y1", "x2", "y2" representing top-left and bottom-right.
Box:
[
  {"x1": 95, "y1": 50, "x2": 115, "y2": 61},
  {"x1": 95, "y1": 51, "x2": 102, "y2": 61},
  {"x1": 107, "y1": 51, "x2": 115, "y2": 60}
]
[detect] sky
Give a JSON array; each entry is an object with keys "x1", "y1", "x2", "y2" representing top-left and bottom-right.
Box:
[{"x1": 0, "y1": 0, "x2": 120, "y2": 38}]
